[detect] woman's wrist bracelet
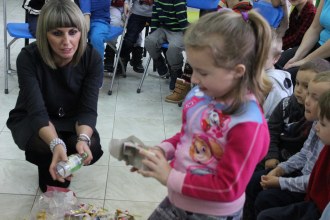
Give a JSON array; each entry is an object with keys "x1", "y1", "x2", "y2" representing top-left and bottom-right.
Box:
[
  {"x1": 49, "y1": 138, "x2": 67, "y2": 153},
  {"x1": 77, "y1": 133, "x2": 91, "y2": 146}
]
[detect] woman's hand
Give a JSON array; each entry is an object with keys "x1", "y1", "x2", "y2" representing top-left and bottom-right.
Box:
[
  {"x1": 138, "y1": 148, "x2": 171, "y2": 186},
  {"x1": 49, "y1": 144, "x2": 69, "y2": 182},
  {"x1": 76, "y1": 140, "x2": 93, "y2": 165},
  {"x1": 260, "y1": 175, "x2": 280, "y2": 189},
  {"x1": 284, "y1": 56, "x2": 307, "y2": 69}
]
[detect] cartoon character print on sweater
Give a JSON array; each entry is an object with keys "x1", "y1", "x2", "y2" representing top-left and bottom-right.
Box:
[
  {"x1": 201, "y1": 106, "x2": 230, "y2": 138},
  {"x1": 188, "y1": 134, "x2": 224, "y2": 175},
  {"x1": 181, "y1": 87, "x2": 231, "y2": 175}
]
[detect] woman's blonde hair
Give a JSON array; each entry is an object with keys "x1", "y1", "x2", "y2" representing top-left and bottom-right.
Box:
[
  {"x1": 36, "y1": 0, "x2": 87, "y2": 69},
  {"x1": 184, "y1": 10, "x2": 272, "y2": 114}
]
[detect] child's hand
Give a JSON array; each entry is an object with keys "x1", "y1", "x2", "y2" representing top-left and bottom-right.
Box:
[
  {"x1": 138, "y1": 148, "x2": 172, "y2": 186},
  {"x1": 260, "y1": 175, "x2": 280, "y2": 189},
  {"x1": 265, "y1": 159, "x2": 280, "y2": 169},
  {"x1": 267, "y1": 166, "x2": 285, "y2": 177}
]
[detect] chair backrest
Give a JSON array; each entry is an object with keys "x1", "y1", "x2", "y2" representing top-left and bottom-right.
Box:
[
  {"x1": 187, "y1": 0, "x2": 220, "y2": 10},
  {"x1": 253, "y1": 0, "x2": 284, "y2": 28},
  {"x1": 7, "y1": 23, "x2": 34, "y2": 39}
]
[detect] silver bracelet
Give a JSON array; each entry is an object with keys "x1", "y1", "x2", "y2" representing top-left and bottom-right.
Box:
[
  {"x1": 49, "y1": 138, "x2": 67, "y2": 153},
  {"x1": 77, "y1": 133, "x2": 91, "y2": 146}
]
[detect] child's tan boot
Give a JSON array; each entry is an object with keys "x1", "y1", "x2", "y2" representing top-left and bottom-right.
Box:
[{"x1": 165, "y1": 78, "x2": 191, "y2": 103}]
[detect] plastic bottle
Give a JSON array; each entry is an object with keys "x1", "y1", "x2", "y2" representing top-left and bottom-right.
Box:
[{"x1": 56, "y1": 152, "x2": 88, "y2": 178}]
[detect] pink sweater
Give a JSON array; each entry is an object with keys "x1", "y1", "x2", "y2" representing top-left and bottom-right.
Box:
[{"x1": 158, "y1": 87, "x2": 270, "y2": 216}]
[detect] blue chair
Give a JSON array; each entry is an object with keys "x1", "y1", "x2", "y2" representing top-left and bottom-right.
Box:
[
  {"x1": 253, "y1": 0, "x2": 284, "y2": 28},
  {"x1": 3, "y1": 0, "x2": 35, "y2": 94},
  {"x1": 4, "y1": 23, "x2": 35, "y2": 94},
  {"x1": 4, "y1": 19, "x2": 35, "y2": 94},
  {"x1": 136, "y1": 0, "x2": 220, "y2": 94}
]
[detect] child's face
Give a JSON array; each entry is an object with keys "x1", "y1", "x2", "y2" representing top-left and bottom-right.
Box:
[
  {"x1": 188, "y1": 47, "x2": 243, "y2": 101},
  {"x1": 294, "y1": 70, "x2": 316, "y2": 105},
  {"x1": 315, "y1": 116, "x2": 330, "y2": 145},
  {"x1": 305, "y1": 81, "x2": 330, "y2": 121}
]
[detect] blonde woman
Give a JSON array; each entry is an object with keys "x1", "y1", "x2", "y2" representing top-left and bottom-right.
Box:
[{"x1": 7, "y1": 0, "x2": 103, "y2": 192}]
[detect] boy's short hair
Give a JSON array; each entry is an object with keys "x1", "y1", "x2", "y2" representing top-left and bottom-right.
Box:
[
  {"x1": 299, "y1": 58, "x2": 330, "y2": 73},
  {"x1": 318, "y1": 89, "x2": 330, "y2": 121},
  {"x1": 270, "y1": 28, "x2": 282, "y2": 59}
]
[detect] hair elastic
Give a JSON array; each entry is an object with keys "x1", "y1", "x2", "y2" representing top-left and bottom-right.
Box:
[{"x1": 241, "y1": 11, "x2": 249, "y2": 22}]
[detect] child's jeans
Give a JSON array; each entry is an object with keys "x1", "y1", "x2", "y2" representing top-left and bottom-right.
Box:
[{"x1": 148, "y1": 197, "x2": 242, "y2": 220}]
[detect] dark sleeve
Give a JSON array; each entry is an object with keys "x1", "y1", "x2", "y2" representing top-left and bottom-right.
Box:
[
  {"x1": 174, "y1": 0, "x2": 188, "y2": 30},
  {"x1": 265, "y1": 97, "x2": 287, "y2": 160},
  {"x1": 22, "y1": 0, "x2": 45, "y2": 10},
  {"x1": 76, "y1": 45, "x2": 103, "y2": 129},
  {"x1": 16, "y1": 47, "x2": 50, "y2": 133}
]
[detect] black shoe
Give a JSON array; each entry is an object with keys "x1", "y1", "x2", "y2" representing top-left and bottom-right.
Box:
[
  {"x1": 104, "y1": 60, "x2": 114, "y2": 72},
  {"x1": 131, "y1": 62, "x2": 144, "y2": 73},
  {"x1": 104, "y1": 44, "x2": 115, "y2": 72},
  {"x1": 130, "y1": 46, "x2": 145, "y2": 73},
  {"x1": 154, "y1": 56, "x2": 168, "y2": 77}
]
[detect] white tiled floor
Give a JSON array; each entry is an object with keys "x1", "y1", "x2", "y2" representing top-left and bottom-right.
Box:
[{"x1": 0, "y1": 1, "x2": 181, "y2": 219}]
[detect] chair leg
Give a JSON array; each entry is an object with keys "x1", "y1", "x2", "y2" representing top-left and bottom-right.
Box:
[
  {"x1": 137, "y1": 56, "x2": 152, "y2": 93},
  {"x1": 108, "y1": 15, "x2": 130, "y2": 95},
  {"x1": 108, "y1": 45, "x2": 125, "y2": 95},
  {"x1": 5, "y1": 44, "x2": 9, "y2": 94},
  {"x1": 108, "y1": 34, "x2": 127, "y2": 95}
]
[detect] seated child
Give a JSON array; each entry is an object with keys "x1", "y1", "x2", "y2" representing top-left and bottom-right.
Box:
[
  {"x1": 22, "y1": 0, "x2": 77, "y2": 37},
  {"x1": 79, "y1": 0, "x2": 112, "y2": 78},
  {"x1": 281, "y1": 0, "x2": 316, "y2": 50},
  {"x1": 144, "y1": 0, "x2": 188, "y2": 90},
  {"x1": 257, "y1": 87, "x2": 330, "y2": 220},
  {"x1": 117, "y1": 0, "x2": 153, "y2": 74},
  {"x1": 244, "y1": 70, "x2": 330, "y2": 220},
  {"x1": 263, "y1": 58, "x2": 330, "y2": 170},
  {"x1": 263, "y1": 29, "x2": 293, "y2": 120}
]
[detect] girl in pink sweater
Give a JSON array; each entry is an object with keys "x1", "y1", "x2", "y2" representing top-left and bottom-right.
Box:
[{"x1": 137, "y1": 10, "x2": 272, "y2": 219}]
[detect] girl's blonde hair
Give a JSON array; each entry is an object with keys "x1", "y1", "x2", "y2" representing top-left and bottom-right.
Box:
[
  {"x1": 184, "y1": 10, "x2": 272, "y2": 114},
  {"x1": 36, "y1": 0, "x2": 87, "y2": 69},
  {"x1": 312, "y1": 71, "x2": 330, "y2": 84},
  {"x1": 315, "y1": 71, "x2": 330, "y2": 121}
]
